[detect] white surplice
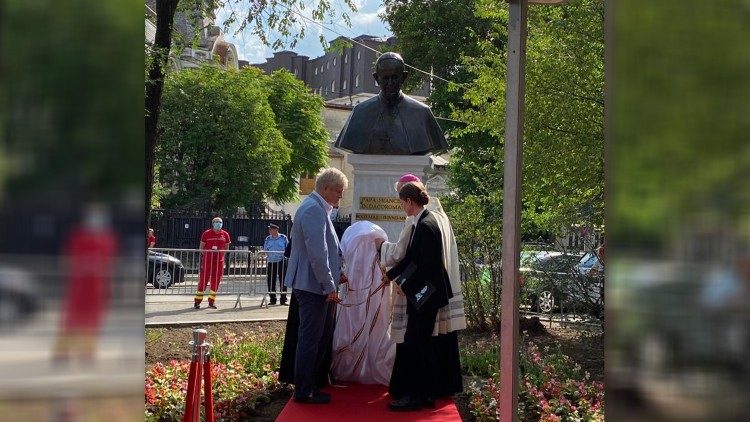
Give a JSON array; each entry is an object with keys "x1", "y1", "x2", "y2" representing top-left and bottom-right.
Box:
[{"x1": 332, "y1": 221, "x2": 396, "y2": 385}]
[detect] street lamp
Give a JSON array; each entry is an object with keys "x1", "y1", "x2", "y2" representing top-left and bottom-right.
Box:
[{"x1": 500, "y1": 0, "x2": 565, "y2": 421}]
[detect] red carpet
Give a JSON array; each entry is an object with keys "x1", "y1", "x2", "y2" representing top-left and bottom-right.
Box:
[{"x1": 276, "y1": 382, "x2": 462, "y2": 422}]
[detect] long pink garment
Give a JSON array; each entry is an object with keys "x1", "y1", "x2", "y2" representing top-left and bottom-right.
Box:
[{"x1": 332, "y1": 222, "x2": 396, "y2": 385}]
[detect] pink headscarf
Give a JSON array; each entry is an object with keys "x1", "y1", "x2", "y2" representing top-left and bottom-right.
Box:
[{"x1": 394, "y1": 173, "x2": 422, "y2": 192}]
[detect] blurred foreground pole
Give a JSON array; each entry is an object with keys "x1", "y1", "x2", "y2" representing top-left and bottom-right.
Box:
[{"x1": 499, "y1": 1, "x2": 527, "y2": 420}]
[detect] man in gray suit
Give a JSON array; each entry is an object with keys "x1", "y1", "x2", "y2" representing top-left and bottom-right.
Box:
[{"x1": 284, "y1": 168, "x2": 348, "y2": 404}]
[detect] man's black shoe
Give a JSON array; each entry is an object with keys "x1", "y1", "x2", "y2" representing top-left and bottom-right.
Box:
[
  {"x1": 388, "y1": 396, "x2": 423, "y2": 412},
  {"x1": 194, "y1": 303, "x2": 200, "y2": 309},
  {"x1": 294, "y1": 392, "x2": 331, "y2": 404},
  {"x1": 312, "y1": 390, "x2": 330, "y2": 399},
  {"x1": 280, "y1": 301, "x2": 288, "y2": 306},
  {"x1": 208, "y1": 303, "x2": 217, "y2": 309}
]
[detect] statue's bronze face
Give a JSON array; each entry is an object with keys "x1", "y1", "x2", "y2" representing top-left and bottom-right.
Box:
[{"x1": 374, "y1": 59, "x2": 406, "y2": 104}]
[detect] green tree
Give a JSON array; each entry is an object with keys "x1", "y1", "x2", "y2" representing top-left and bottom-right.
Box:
[
  {"x1": 264, "y1": 70, "x2": 329, "y2": 203},
  {"x1": 454, "y1": 0, "x2": 604, "y2": 232},
  {"x1": 612, "y1": 0, "x2": 750, "y2": 250},
  {"x1": 3, "y1": 0, "x2": 142, "y2": 203},
  {"x1": 384, "y1": 0, "x2": 604, "y2": 326},
  {"x1": 157, "y1": 66, "x2": 308, "y2": 213},
  {"x1": 146, "y1": 0, "x2": 356, "y2": 223}
]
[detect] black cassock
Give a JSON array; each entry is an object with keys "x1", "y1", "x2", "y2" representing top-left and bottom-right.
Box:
[{"x1": 385, "y1": 210, "x2": 462, "y2": 400}]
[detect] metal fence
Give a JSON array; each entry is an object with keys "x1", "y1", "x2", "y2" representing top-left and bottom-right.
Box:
[
  {"x1": 146, "y1": 248, "x2": 287, "y2": 306},
  {"x1": 149, "y1": 211, "x2": 292, "y2": 250}
]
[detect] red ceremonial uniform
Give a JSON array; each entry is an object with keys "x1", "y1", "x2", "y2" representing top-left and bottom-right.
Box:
[
  {"x1": 195, "y1": 229, "x2": 231, "y2": 306},
  {"x1": 147, "y1": 234, "x2": 156, "y2": 247}
]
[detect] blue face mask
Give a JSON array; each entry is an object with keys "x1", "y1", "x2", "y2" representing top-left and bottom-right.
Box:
[{"x1": 213, "y1": 222, "x2": 222, "y2": 230}]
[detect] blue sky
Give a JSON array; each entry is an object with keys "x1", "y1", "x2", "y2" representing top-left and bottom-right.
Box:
[{"x1": 216, "y1": 0, "x2": 391, "y2": 64}]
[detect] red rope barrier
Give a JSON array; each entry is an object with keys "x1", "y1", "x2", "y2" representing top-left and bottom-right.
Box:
[
  {"x1": 203, "y1": 355, "x2": 215, "y2": 422},
  {"x1": 182, "y1": 360, "x2": 199, "y2": 422}
]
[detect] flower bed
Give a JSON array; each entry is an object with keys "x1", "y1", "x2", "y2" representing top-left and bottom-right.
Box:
[
  {"x1": 465, "y1": 341, "x2": 604, "y2": 421},
  {"x1": 145, "y1": 330, "x2": 287, "y2": 421}
]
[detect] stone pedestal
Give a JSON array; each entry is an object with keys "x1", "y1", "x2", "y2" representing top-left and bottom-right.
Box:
[{"x1": 347, "y1": 154, "x2": 433, "y2": 242}]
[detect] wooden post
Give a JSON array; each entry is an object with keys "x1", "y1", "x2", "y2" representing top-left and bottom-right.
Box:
[{"x1": 499, "y1": 0, "x2": 528, "y2": 421}]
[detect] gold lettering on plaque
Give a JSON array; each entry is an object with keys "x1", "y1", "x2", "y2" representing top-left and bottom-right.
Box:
[
  {"x1": 359, "y1": 197, "x2": 402, "y2": 211},
  {"x1": 355, "y1": 213, "x2": 406, "y2": 222}
]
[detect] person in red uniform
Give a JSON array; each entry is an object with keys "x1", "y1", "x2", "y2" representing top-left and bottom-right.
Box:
[
  {"x1": 147, "y1": 228, "x2": 156, "y2": 248},
  {"x1": 54, "y1": 204, "x2": 118, "y2": 364},
  {"x1": 194, "y1": 217, "x2": 231, "y2": 309}
]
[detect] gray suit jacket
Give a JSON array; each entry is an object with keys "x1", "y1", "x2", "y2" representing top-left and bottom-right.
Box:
[{"x1": 284, "y1": 193, "x2": 341, "y2": 295}]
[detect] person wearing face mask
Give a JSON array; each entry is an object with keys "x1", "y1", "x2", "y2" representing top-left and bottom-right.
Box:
[
  {"x1": 54, "y1": 203, "x2": 118, "y2": 364},
  {"x1": 194, "y1": 217, "x2": 231, "y2": 309},
  {"x1": 334, "y1": 52, "x2": 449, "y2": 155}
]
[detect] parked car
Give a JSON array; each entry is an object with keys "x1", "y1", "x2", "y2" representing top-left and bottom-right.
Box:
[
  {"x1": 520, "y1": 251, "x2": 603, "y2": 317},
  {"x1": 147, "y1": 250, "x2": 185, "y2": 288},
  {"x1": 0, "y1": 265, "x2": 39, "y2": 330},
  {"x1": 575, "y1": 251, "x2": 604, "y2": 276}
]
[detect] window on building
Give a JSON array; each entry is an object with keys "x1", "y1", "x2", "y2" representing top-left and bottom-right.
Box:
[
  {"x1": 331, "y1": 80, "x2": 335, "y2": 93},
  {"x1": 342, "y1": 79, "x2": 347, "y2": 90},
  {"x1": 344, "y1": 54, "x2": 348, "y2": 64},
  {"x1": 326, "y1": 61, "x2": 330, "y2": 70},
  {"x1": 357, "y1": 51, "x2": 361, "y2": 60},
  {"x1": 355, "y1": 74, "x2": 360, "y2": 87},
  {"x1": 299, "y1": 171, "x2": 315, "y2": 195},
  {"x1": 314, "y1": 67, "x2": 318, "y2": 75},
  {"x1": 333, "y1": 57, "x2": 337, "y2": 66}
]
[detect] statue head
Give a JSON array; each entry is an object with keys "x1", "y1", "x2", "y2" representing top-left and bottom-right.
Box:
[{"x1": 373, "y1": 52, "x2": 408, "y2": 105}]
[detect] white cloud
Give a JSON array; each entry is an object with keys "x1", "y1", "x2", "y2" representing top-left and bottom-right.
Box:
[{"x1": 351, "y1": 11, "x2": 379, "y2": 26}]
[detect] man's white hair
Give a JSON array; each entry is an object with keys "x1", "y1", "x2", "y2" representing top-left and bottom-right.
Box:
[
  {"x1": 212, "y1": 217, "x2": 223, "y2": 223},
  {"x1": 314, "y1": 167, "x2": 348, "y2": 192}
]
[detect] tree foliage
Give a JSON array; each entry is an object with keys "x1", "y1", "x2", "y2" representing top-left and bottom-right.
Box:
[
  {"x1": 146, "y1": 0, "x2": 356, "y2": 223},
  {"x1": 611, "y1": 0, "x2": 750, "y2": 249},
  {"x1": 156, "y1": 66, "x2": 328, "y2": 213},
  {"x1": 264, "y1": 70, "x2": 329, "y2": 202},
  {"x1": 454, "y1": 0, "x2": 604, "y2": 232},
  {"x1": 383, "y1": 0, "x2": 604, "y2": 326},
  {"x1": 3, "y1": 0, "x2": 142, "y2": 204}
]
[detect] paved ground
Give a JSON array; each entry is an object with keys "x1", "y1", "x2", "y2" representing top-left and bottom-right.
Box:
[
  {"x1": 0, "y1": 306, "x2": 143, "y2": 399},
  {"x1": 146, "y1": 293, "x2": 290, "y2": 326}
]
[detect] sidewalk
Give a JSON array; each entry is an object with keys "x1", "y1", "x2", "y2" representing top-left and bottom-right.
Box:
[{"x1": 146, "y1": 294, "x2": 290, "y2": 326}]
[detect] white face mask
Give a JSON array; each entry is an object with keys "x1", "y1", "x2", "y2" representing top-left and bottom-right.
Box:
[{"x1": 85, "y1": 211, "x2": 109, "y2": 231}]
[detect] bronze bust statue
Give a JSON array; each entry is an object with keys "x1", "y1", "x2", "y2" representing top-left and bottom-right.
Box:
[{"x1": 334, "y1": 52, "x2": 449, "y2": 155}]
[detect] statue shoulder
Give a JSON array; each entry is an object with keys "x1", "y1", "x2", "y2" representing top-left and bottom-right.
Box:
[
  {"x1": 351, "y1": 96, "x2": 380, "y2": 114},
  {"x1": 401, "y1": 95, "x2": 431, "y2": 111}
]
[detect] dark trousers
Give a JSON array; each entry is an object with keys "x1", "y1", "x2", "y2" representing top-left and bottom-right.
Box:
[
  {"x1": 388, "y1": 307, "x2": 440, "y2": 400},
  {"x1": 266, "y1": 261, "x2": 287, "y2": 303},
  {"x1": 293, "y1": 288, "x2": 336, "y2": 399}
]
